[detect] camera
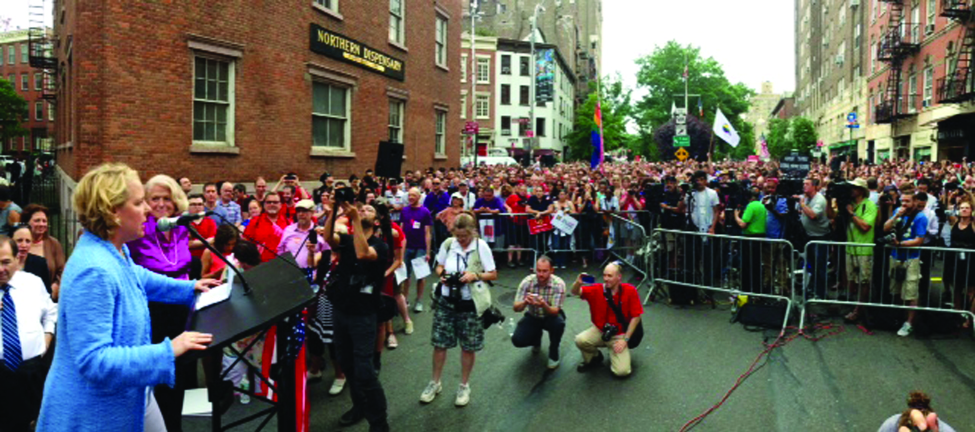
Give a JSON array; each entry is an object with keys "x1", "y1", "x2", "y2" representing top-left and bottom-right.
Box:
[
  {"x1": 600, "y1": 323, "x2": 619, "y2": 342},
  {"x1": 334, "y1": 187, "x2": 356, "y2": 204},
  {"x1": 826, "y1": 181, "x2": 854, "y2": 208},
  {"x1": 443, "y1": 272, "x2": 465, "y2": 300},
  {"x1": 877, "y1": 232, "x2": 899, "y2": 245}
]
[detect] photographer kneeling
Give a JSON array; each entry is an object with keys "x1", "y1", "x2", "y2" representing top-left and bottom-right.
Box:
[
  {"x1": 511, "y1": 256, "x2": 566, "y2": 369},
  {"x1": 420, "y1": 213, "x2": 498, "y2": 407},
  {"x1": 572, "y1": 262, "x2": 644, "y2": 377}
]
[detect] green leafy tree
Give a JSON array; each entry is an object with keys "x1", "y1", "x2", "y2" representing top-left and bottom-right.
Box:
[
  {"x1": 766, "y1": 117, "x2": 818, "y2": 159},
  {"x1": 633, "y1": 41, "x2": 754, "y2": 159},
  {"x1": 565, "y1": 76, "x2": 633, "y2": 161},
  {"x1": 0, "y1": 80, "x2": 29, "y2": 147}
]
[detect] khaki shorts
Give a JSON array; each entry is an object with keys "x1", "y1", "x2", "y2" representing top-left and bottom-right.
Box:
[
  {"x1": 889, "y1": 257, "x2": 921, "y2": 302},
  {"x1": 845, "y1": 254, "x2": 873, "y2": 285}
]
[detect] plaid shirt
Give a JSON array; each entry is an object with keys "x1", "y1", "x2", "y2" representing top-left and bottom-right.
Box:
[
  {"x1": 215, "y1": 200, "x2": 243, "y2": 225},
  {"x1": 515, "y1": 274, "x2": 566, "y2": 318}
]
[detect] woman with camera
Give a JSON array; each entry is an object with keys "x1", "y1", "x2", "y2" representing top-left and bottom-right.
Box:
[
  {"x1": 947, "y1": 199, "x2": 975, "y2": 329},
  {"x1": 547, "y1": 189, "x2": 576, "y2": 269},
  {"x1": 419, "y1": 213, "x2": 497, "y2": 407}
]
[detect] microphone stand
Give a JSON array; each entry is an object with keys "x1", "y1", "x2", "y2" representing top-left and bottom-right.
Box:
[{"x1": 186, "y1": 223, "x2": 253, "y2": 296}]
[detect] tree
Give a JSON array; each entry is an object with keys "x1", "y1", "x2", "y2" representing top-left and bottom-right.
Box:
[
  {"x1": 0, "y1": 80, "x2": 28, "y2": 147},
  {"x1": 766, "y1": 117, "x2": 818, "y2": 159},
  {"x1": 564, "y1": 75, "x2": 633, "y2": 162},
  {"x1": 652, "y1": 114, "x2": 713, "y2": 161},
  {"x1": 633, "y1": 41, "x2": 754, "y2": 159}
]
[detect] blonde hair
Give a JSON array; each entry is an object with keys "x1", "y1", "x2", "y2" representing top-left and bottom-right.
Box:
[
  {"x1": 145, "y1": 174, "x2": 188, "y2": 215},
  {"x1": 73, "y1": 163, "x2": 141, "y2": 240},
  {"x1": 452, "y1": 213, "x2": 479, "y2": 238}
]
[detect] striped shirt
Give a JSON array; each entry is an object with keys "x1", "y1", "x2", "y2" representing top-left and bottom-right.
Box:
[{"x1": 515, "y1": 274, "x2": 566, "y2": 318}]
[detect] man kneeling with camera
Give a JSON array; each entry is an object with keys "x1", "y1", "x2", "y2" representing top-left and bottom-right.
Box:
[
  {"x1": 512, "y1": 256, "x2": 566, "y2": 369},
  {"x1": 572, "y1": 262, "x2": 644, "y2": 377}
]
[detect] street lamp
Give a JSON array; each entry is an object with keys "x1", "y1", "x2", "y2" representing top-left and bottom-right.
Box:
[
  {"x1": 528, "y1": 1, "x2": 547, "y2": 164},
  {"x1": 469, "y1": 1, "x2": 483, "y2": 165}
]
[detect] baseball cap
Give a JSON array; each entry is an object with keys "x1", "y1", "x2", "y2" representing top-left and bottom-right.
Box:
[{"x1": 295, "y1": 199, "x2": 315, "y2": 210}]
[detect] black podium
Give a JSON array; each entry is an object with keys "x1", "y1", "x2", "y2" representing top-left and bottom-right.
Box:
[{"x1": 188, "y1": 253, "x2": 316, "y2": 432}]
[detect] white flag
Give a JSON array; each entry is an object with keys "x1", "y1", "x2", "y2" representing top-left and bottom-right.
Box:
[
  {"x1": 671, "y1": 101, "x2": 677, "y2": 117},
  {"x1": 712, "y1": 108, "x2": 741, "y2": 148}
]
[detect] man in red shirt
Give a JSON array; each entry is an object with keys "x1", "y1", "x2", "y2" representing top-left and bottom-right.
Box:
[
  {"x1": 571, "y1": 262, "x2": 643, "y2": 377},
  {"x1": 243, "y1": 191, "x2": 290, "y2": 262},
  {"x1": 504, "y1": 183, "x2": 530, "y2": 267},
  {"x1": 187, "y1": 194, "x2": 217, "y2": 279}
]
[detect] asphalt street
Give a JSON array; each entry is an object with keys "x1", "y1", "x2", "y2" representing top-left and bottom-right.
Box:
[{"x1": 184, "y1": 261, "x2": 975, "y2": 432}]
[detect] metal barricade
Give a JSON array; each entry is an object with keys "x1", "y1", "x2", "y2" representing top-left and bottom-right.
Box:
[
  {"x1": 650, "y1": 228, "x2": 796, "y2": 335},
  {"x1": 800, "y1": 240, "x2": 975, "y2": 330}
]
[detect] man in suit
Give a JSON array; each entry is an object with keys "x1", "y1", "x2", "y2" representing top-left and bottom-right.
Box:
[{"x1": 0, "y1": 235, "x2": 57, "y2": 430}]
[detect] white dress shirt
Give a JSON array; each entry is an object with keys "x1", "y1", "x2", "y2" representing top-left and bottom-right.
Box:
[{"x1": 0, "y1": 270, "x2": 57, "y2": 362}]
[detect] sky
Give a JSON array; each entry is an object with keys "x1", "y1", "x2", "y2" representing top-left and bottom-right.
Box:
[
  {"x1": 0, "y1": 0, "x2": 52, "y2": 31},
  {"x1": 602, "y1": 0, "x2": 796, "y2": 101}
]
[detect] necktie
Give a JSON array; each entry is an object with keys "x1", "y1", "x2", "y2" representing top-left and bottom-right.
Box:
[{"x1": 2, "y1": 284, "x2": 21, "y2": 371}]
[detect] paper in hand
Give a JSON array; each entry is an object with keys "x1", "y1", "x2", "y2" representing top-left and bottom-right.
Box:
[
  {"x1": 394, "y1": 262, "x2": 409, "y2": 285},
  {"x1": 411, "y1": 256, "x2": 432, "y2": 280}
]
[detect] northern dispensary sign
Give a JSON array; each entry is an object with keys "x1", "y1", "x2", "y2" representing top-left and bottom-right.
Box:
[{"x1": 310, "y1": 24, "x2": 405, "y2": 81}]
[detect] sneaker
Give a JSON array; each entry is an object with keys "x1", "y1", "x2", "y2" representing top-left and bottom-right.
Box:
[
  {"x1": 419, "y1": 380, "x2": 442, "y2": 403},
  {"x1": 454, "y1": 383, "x2": 471, "y2": 407},
  {"x1": 404, "y1": 320, "x2": 414, "y2": 335},
  {"x1": 897, "y1": 322, "x2": 914, "y2": 337},
  {"x1": 414, "y1": 302, "x2": 424, "y2": 313},
  {"x1": 547, "y1": 356, "x2": 561, "y2": 370},
  {"x1": 329, "y1": 377, "x2": 347, "y2": 395},
  {"x1": 387, "y1": 334, "x2": 399, "y2": 349},
  {"x1": 306, "y1": 370, "x2": 323, "y2": 382},
  {"x1": 339, "y1": 409, "x2": 364, "y2": 426},
  {"x1": 577, "y1": 351, "x2": 604, "y2": 373}
]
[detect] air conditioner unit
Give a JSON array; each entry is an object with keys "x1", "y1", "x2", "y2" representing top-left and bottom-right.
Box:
[
  {"x1": 501, "y1": 66, "x2": 511, "y2": 74},
  {"x1": 835, "y1": 53, "x2": 845, "y2": 65},
  {"x1": 925, "y1": 24, "x2": 935, "y2": 35}
]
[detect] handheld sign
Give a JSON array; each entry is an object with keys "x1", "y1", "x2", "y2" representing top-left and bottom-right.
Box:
[{"x1": 781, "y1": 151, "x2": 811, "y2": 178}]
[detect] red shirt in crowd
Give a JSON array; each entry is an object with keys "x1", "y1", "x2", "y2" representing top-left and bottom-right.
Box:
[
  {"x1": 382, "y1": 222, "x2": 407, "y2": 296},
  {"x1": 505, "y1": 193, "x2": 529, "y2": 224},
  {"x1": 243, "y1": 213, "x2": 291, "y2": 262},
  {"x1": 189, "y1": 217, "x2": 218, "y2": 259},
  {"x1": 580, "y1": 283, "x2": 644, "y2": 336}
]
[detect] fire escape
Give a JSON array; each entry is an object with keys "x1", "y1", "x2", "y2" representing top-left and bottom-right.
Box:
[
  {"x1": 937, "y1": 0, "x2": 975, "y2": 103},
  {"x1": 875, "y1": 0, "x2": 920, "y2": 124},
  {"x1": 27, "y1": 0, "x2": 57, "y2": 153}
]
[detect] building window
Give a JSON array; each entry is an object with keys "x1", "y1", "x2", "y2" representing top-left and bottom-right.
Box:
[
  {"x1": 35, "y1": 101, "x2": 43, "y2": 120},
  {"x1": 21, "y1": 74, "x2": 27, "y2": 90},
  {"x1": 435, "y1": 16, "x2": 447, "y2": 67},
  {"x1": 475, "y1": 94, "x2": 489, "y2": 119},
  {"x1": 34, "y1": 73, "x2": 42, "y2": 91},
  {"x1": 501, "y1": 84, "x2": 511, "y2": 105},
  {"x1": 519, "y1": 85, "x2": 529, "y2": 105},
  {"x1": 518, "y1": 119, "x2": 528, "y2": 136},
  {"x1": 389, "y1": 0, "x2": 405, "y2": 45},
  {"x1": 7, "y1": 46, "x2": 13, "y2": 65},
  {"x1": 501, "y1": 55, "x2": 511, "y2": 75},
  {"x1": 501, "y1": 116, "x2": 511, "y2": 134},
  {"x1": 476, "y1": 57, "x2": 490, "y2": 83},
  {"x1": 914, "y1": 147, "x2": 931, "y2": 162},
  {"x1": 926, "y1": 0, "x2": 936, "y2": 32},
  {"x1": 435, "y1": 110, "x2": 446, "y2": 155},
  {"x1": 313, "y1": 0, "x2": 337, "y2": 12},
  {"x1": 460, "y1": 94, "x2": 466, "y2": 119},
  {"x1": 536, "y1": 118, "x2": 546, "y2": 137},
  {"x1": 907, "y1": 74, "x2": 917, "y2": 113},
  {"x1": 388, "y1": 99, "x2": 404, "y2": 143},
  {"x1": 520, "y1": 56, "x2": 529, "y2": 76},
  {"x1": 20, "y1": 44, "x2": 27, "y2": 63},
  {"x1": 0, "y1": 46, "x2": 3, "y2": 66},
  {"x1": 312, "y1": 82, "x2": 350, "y2": 149},
  {"x1": 923, "y1": 66, "x2": 933, "y2": 107},
  {"x1": 48, "y1": 101, "x2": 54, "y2": 121},
  {"x1": 461, "y1": 54, "x2": 467, "y2": 83},
  {"x1": 193, "y1": 56, "x2": 234, "y2": 145}
]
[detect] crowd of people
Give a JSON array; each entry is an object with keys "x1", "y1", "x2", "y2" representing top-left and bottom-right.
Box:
[{"x1": 1, "y1": 154, "x2": 972, "y2": 431}]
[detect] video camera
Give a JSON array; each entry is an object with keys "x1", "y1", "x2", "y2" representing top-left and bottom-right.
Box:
[
  {"x1": 334, "y1": 187, "x2": 356, "y2": 204},
  {"x1": 826, "y1": 180, "x2": 854, "y2": 208}
]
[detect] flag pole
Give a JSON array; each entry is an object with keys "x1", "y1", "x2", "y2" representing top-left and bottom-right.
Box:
[{"x1": 595, "y1": 56, "x2": 604, "y2": 170}]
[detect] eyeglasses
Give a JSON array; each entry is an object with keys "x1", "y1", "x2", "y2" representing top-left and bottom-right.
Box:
[{"x1": 264, "y1": 200, "x2": 282, "y2": 205}]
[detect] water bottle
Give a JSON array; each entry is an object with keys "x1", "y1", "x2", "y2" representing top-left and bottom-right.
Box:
[
  {"x1": 239, "y1": 378, "x2": 251, "y2": 405},
  {"x1": 505, "y1": 317, "x2": 516, "y2": 338}
]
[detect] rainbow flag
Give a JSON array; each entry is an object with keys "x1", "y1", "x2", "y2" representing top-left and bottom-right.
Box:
[{"x1": 591, "y1": 102, "x2": 604, "y2": 168}]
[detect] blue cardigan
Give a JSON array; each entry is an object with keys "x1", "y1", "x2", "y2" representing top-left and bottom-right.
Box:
[{"x1": 37, "y1": 231, "x2": 196, "y2": 432}]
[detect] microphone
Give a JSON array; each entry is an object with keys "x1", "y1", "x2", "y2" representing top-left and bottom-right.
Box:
[{"x1": 157, "y1": 212, "x2": 208, "y2": 232}]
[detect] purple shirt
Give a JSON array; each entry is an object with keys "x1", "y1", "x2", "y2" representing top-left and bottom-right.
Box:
[
  {"x1": 277, "y1": 223, "x2": 328, "y2": 269},
  {"x1": 401, "y1": 205, "x2": 433, "y2": 251},
  {"x1": 127, "y1": 214, "x2": 192, "y2": 280}
]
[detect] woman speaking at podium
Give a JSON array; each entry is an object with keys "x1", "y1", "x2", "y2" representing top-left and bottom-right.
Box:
[{"x1": 36, "y1": 163, "x2": 218, "y2": 432}]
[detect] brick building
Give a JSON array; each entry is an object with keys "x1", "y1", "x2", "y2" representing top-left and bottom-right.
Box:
[
  {"x1": 0, "y1": 29, "x2": 54, "y2": 157},
  {"x1": 461, "y1": 34, "x2": 497, "y2": 154},
  {"x1": 52, "y1": 0, "x2": 463, "y2": 188}
]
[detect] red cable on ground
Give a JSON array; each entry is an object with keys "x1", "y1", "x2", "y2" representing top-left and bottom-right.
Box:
[{"x1": 678, "y1": 323, "x2": 844, "y2": 432}]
